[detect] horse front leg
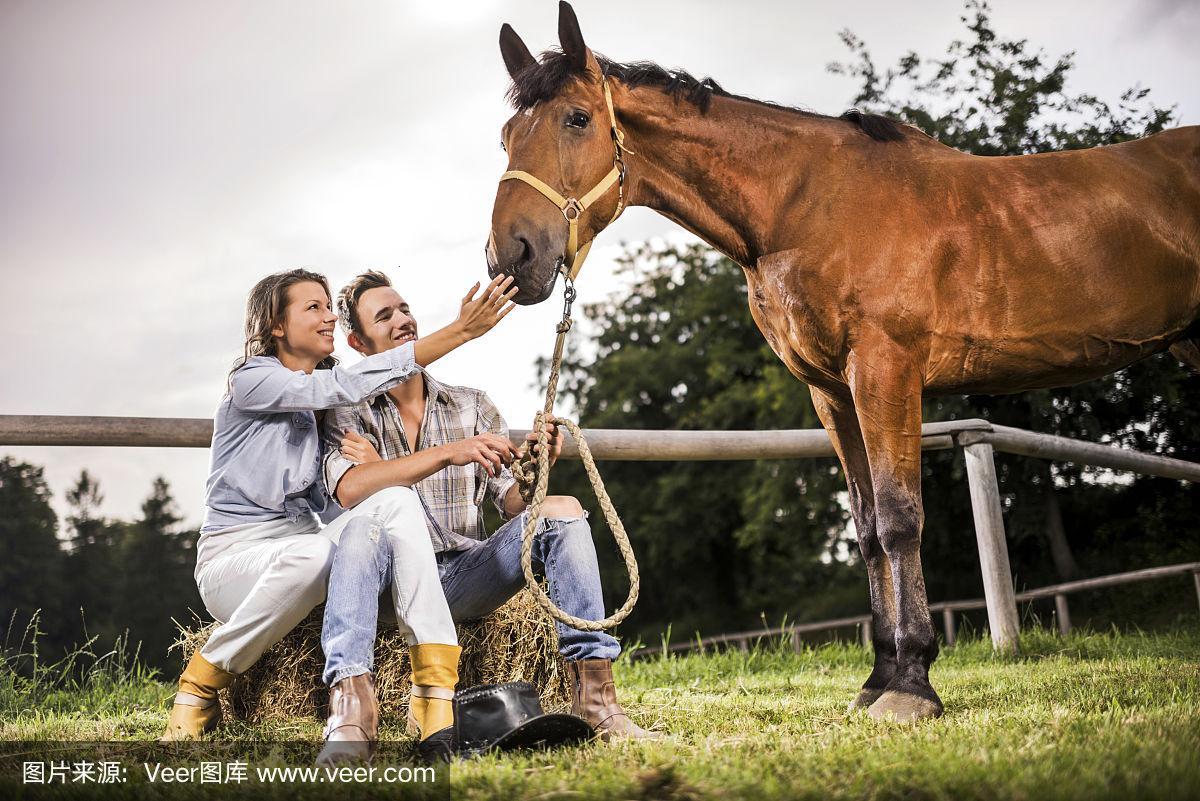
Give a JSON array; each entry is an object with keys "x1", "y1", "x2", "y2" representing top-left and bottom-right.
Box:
[
  {"x1": 809, "y1": 385, "x2": 897, "y2": 710},
  {"x1": 848, "y1": 349, "x2": 943, "y2": 722}
]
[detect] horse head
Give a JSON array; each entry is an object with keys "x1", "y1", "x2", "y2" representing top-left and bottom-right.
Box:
[{"x1": 486, "y1": 2, "x2": 625, "y2": 305}]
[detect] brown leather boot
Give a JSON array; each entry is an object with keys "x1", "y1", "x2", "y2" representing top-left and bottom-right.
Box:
[
  {"x1": 316, "y1": 673, "x2": 379, "y2": 765},
  {"x1": 567, "y1": 659, "x2": 662, "y2": 741}
]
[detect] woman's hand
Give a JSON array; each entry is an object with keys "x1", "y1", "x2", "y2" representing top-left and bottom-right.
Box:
[
  {"x1": 412, "y1": 274, "x2": 520, "y2": 367},
  {"x1": 340, "y1": 430, "x2": 383, "y2": 465},
  {"x1": 455, "y1": 274, "x2": 519, "y2": 341}
]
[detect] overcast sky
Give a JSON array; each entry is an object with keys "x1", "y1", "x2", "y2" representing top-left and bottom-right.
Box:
[{"x1": 2, "y1": 0, "x2": 1197, "y2": 528}]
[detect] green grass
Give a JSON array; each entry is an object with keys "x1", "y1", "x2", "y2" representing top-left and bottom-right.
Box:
[{"x1": 3, "y1": 625, "x2": 1199, "y2": 799}]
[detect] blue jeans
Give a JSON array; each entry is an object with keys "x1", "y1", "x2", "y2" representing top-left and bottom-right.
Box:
[
  {"x1": 438, "y1": 511, "x2": 621, "y2": 662},
  {"x1": 321, "y1": 517, "x2": 392, "y2": 687},
  {"x1": 322, "y1": 510, "x2": 620, "y2": 685}
]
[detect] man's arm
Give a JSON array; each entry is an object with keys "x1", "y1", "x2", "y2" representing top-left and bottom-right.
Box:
[
  {"x1": 321, "y1": 405, "x2": 454, "y2": 508},
  {"x1": 495, "y1": 420, "x2": 567, "y2": 519},
  {"x1": 324, "y1": 414, "x2": 517, "y2": 510},
  {"x1": 476, "y1": 392, "x2": 521, "y2": 520},
  {"x1": 337, "y1": 435, "x2": 518, "y2": 508},
  {"x1": 476, "y1": 392, "x2": 571, "y2": 521},
  {"x1": 334, "y1": 448, "x2": 451, "y2": 509},
  {"x1": 501, "y1": 482, "x2": 527, "y2": 518}
]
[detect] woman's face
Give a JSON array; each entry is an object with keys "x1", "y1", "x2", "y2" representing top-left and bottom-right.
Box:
[{"x1": 271, "y1": 281, "x2": 337, "y2": 363}]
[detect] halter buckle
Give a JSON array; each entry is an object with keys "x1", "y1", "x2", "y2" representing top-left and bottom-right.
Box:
[{"x1": 561, "y1": 198, "x2": 584, "y2": 221}]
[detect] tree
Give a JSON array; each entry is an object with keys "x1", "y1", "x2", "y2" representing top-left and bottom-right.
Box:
[
  {"x1": 0, "y1": 458, "x2": 64, "y2": 649},
  {"x1": 61, "y1": 470, "x2": 124, "y2": 648},
  {"x1": 827, "y1": 0, "x2": 1175, "y2": 155},
  {"x1": 117, "y1": 477, "x2": 203, "y2": 671},
  {"x1": 51, "y1": 472, "x2": 206, "y2": 671}
]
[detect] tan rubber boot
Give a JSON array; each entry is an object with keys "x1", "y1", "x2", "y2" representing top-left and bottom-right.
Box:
[
  {"x1": 568, "y1": 659, "x2": 662, "y2": 741},
  {"x1": 316, "y1": 673, "x2": 379, "y2": 765},
  {"x1": 159, "y1": 651, "x2": 235, "y2": 742},
  {"x1": 407, "y1": 643, "x2": 461, "y2": 762}
]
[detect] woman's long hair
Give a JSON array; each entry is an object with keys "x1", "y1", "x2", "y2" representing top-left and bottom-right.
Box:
[{"x1": 228, "y1": 269, "x2": 338, "y2": 385}]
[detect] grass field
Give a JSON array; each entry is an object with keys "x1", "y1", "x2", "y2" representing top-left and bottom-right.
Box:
[{"x1": 3, "y1": 625, "x2": 1199, "y2": 799}]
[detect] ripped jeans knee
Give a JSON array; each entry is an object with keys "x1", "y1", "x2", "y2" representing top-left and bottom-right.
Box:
[
  {"x1": 536, "y1": 495, "x2": 586, "y2": 522},
  {"x1": 531, "y1": 509, "x2": 589, "y2": 538}
]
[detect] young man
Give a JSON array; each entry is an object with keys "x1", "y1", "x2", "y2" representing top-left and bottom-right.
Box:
[{"x1": 319, "y1": 270, "x2": 660, "y2": 751}]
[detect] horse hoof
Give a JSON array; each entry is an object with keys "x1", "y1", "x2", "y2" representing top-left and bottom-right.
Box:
[
  {"x1": 847, "y1": 688, "x2": 884, "y2": 713},
  {"x1": 866, "y1": 691, "x2": 943, "y2": 723}
]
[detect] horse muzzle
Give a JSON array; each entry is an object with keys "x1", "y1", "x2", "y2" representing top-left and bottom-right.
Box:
[{"x1": 485, "y1": 229, "x2": 561, "y2": 305}]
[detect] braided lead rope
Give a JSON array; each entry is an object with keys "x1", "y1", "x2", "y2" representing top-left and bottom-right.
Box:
[{"x1": 511, "y1": 279, "x2": 640, "y2": 632}]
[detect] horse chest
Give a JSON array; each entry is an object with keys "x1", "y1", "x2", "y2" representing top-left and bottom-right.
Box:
[{"x1": 744, "y1": 258, "x2": 846, "y2": 388}]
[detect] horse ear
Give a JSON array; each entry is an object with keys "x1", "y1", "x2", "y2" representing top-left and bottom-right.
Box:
[
  {"x1": 557, "y1": 1, "x2": 588, "y2": 73},
  {"x1": 499, "y1": 23, "x2": 536, "y2": 81}
]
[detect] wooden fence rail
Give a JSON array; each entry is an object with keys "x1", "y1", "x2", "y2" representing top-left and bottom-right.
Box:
[{"x1": 2, "y1": 413, "x2": 1198, "y2": 655}]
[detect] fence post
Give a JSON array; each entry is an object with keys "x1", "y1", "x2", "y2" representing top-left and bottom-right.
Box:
[
  {"x1": 942, "y1": 608, "x2": 957, "y2": 646},
  {"x1": 963, "y1": 441, "x2": 1021, "y2": 654},
  {"x1": 1193, "y1": 571, "x2": 1200, "y2": 615},
  {"x1": 861, "y1": 618, "x2": 873, "y2": 649},
  {"x1": 1054, "y1": 593, "x2": 1072, "y2": 636}
]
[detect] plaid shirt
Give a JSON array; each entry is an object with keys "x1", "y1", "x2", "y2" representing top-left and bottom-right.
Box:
[{"x1": 321, "y1": 370, "x2": 517, "y2": 553}]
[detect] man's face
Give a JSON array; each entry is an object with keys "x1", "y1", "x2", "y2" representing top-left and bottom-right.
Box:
[{"x1": 352, "y1": 286, "x2": 417, "y2": 356}]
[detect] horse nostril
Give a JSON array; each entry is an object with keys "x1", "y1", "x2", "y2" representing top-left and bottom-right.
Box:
[{"x1": 516, "y1": 236, "x2": 534, "y2": 268}]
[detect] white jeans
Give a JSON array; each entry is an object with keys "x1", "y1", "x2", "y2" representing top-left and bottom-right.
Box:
[{"x1": 197, "y1": 486, "x2": 453, "y2": 674}]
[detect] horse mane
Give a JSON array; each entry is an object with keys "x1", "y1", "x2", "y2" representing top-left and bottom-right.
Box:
[{"x1": 506, "y1": 50, "x2": 907, "y2": 143}]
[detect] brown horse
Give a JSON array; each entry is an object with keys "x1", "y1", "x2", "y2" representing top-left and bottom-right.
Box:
[{"x1": 486, "y1": 2, "x2": 1200, "y2": 722}]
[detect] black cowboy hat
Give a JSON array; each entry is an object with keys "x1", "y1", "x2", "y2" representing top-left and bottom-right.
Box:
[{"x1": 453, "y1": 682, "x2": 593, "y2": 756}]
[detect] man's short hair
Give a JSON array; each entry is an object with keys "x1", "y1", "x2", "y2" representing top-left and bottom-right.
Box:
[{"x1": 337, "y1": 270, "x2": 392, "y2": 336}]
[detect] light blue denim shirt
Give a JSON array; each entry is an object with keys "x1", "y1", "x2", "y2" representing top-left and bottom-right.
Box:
[{"x1": 199, "y1": 343, "x2": 419, "y2": 535}]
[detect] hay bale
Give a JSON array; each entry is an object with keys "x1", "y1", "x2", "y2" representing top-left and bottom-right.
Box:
[{"x1": 175, "y1": 590, "x2": 570, "y2": 724}]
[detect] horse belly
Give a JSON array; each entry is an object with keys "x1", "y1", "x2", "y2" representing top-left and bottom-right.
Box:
[
  {"x1": 922, "y1": 253, "x2": 1196, "y2": 394},
  {"x1": 924, "y1": 272, "x2": 1195, "y2": 392},
  {"x1": 923, "y1": 272, "x2": 1195, "y2": 393},
  {"x1": 924, "y1": 334, "x2": 1172, "y2": 395},
  {"x1": 922, "y1": 147, "x2": 1200, "y2": 394}
]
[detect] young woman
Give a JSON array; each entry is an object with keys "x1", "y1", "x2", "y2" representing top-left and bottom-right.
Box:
[{"x1": 160, "y1": 268, "x2": 515, "y2": 748}]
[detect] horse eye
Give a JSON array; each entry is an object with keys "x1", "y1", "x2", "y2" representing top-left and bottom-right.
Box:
[{"x1": 566, "y1": 111, "x2": 590, "y2": 129}]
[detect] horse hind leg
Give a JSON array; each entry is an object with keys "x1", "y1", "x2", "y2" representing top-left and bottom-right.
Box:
[{"x1": 1170, "y1": 339, "x2": 1200, "y2": 373}]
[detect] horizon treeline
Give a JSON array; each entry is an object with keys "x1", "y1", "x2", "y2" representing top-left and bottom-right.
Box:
[{"x1": 0, "y1": 459, "x2": 202, "y2": 674}]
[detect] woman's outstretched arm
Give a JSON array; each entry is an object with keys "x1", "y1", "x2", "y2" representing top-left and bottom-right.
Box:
[{"x1": 230, "y1": 275, "x2": 517, "y2": 413}]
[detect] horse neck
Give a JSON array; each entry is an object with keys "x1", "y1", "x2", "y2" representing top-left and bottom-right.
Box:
[{"x1": 616, "y1": 87, "x2": 862, "y2": 267}]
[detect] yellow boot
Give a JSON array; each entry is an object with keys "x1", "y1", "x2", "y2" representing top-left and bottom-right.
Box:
[
  {"x1": 159, "y1": 651, "x2": 235, "y2": 742},
  {"x1": 407, "y1": 643, "x2": 461, "y2": 761}
]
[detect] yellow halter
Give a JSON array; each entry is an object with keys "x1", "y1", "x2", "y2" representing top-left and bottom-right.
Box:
[{"x1": 499, "y1": 76, "x2": 632, "y2": 282}]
